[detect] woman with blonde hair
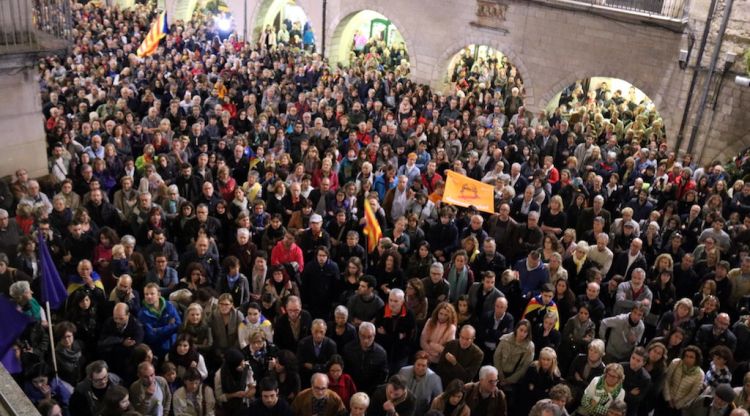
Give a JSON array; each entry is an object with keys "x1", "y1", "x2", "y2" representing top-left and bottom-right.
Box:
[
  {"x1": 656, "y1": 298, "x2": 696, "y2": 340},
  {"x1": 420, "y1": 302, "x2": 458, "y2": 363},
  {"x1": 577, "y1": 363, "x2": 626, "y2": 416},
  {"x1": 732, "y1": 372, "x2": 750, "y2": 410},
  {"x1": 461, "y1": 235, "x2": 480, "y2": 263},
  {"x1": 519, "y1": 347, "x2": 562, "y2": 413},
  {"x1": 561, "y1": 228, "x2": 578, "y2": 258},
  {"x1": 548, "y1": 252, "x2": 569, "y2": 284},
  {"x1": 541, "y1": 195, "x2": 567, "y2": 239}
]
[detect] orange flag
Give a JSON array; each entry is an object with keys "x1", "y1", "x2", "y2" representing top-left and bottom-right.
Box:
[
  {"x1": 363, "y1": 198, "x2": 383, "y2": 253},
  {"x1": 443, "y1": 170, "x2": 495, "y2": 214}
]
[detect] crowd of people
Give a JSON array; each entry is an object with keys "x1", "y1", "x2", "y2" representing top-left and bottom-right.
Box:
[{"x1": 5, "y1": 1, "x2": 750, "y2": 416}]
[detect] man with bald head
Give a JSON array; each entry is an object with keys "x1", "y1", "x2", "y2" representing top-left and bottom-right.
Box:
[
  {"x1": 98, "y1": 302, "x2": 144, "y2": 376},
  {"x1": 608, "y1": 238, "x2": 648, "y2": 281},
  {"x1": 477, "y1": 296, "x2": 514, "y2": 363},
  {"x1": 291, "y1": 373, "x2": 345, "y2": 416},
  {"x1": 434, "y1": 325, "x2": 484, "y2": 386},
  {"x1": 108, "y1": 274, "x2": 141, "y2": 316}
]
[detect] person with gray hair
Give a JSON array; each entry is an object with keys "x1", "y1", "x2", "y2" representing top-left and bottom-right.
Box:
[
  {"x1": 0, "y1": 206, "x2": 21, "y2": 258},
  {"x1": 328, "y1": 305, "x2": 357, "y2": 352},
  {"x1": 464, "y1": 365, "x2": 507, "y2": 416},
  {"x1": 422, "y1": 262, "x2": 450, "y2": 316},
  {"x1": 576, "y1": 193, "x2": 612, "y2": 238},
  {"x1": 349, "y1": 392, "x2": 370, "y2": 415},
  {"x1": 297, "y1": 319, "x2": 337, "y2": 385},
  {"x1": 384, "y1": 174, "x2": 411, "y2": 224},
  {"x1": 374, "y1": 286, "x2": 416, "y2": 374},
  {"x1": 613, "y1": 267, "x2": 652, "y2": 315},
  {"x1": 599, "y1": 302, "x2": 646, "y2": 363},
  {"x1": 343, "y1": 321, "x2": 388, "y2": 394}
]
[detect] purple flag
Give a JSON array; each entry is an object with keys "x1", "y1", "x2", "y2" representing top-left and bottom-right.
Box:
[
  {"x1": 38, "y1": 233, "x2": 67, "y2": 310},
  {"x1": 0, "y1": 295, "x2": 33, "y2": 362}
]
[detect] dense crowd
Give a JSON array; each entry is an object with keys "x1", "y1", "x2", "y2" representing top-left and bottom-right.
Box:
[{"x1": 5, "y1": 1, "x2": 750, "y2": 416}]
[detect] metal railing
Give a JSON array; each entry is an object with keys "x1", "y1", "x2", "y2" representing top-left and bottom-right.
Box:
[
  {"x1": 544, "y1": 0, "x2": 687, "y2": 20},
  {"x1": 0, "y1": 0, "x2": 73, "y2": 53}
]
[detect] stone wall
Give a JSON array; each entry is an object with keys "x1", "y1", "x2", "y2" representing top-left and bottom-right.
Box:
[{"x1": 0, "y1": 65, "x2": 49, "y2": 178}]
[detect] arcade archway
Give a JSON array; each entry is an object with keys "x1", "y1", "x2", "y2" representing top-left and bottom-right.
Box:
[
  {"x1": 328, "y1": 10, "x2": 410, "y2": 72},
  {"x1": 445, "y1": 44, "x2": 524, "y2": 95},
  {"x1": 545, "y1": 77, "x2": 666, "y2": 144},
  {"x1": 253, "y1": 0, "x2": 314, "y2": 50}
]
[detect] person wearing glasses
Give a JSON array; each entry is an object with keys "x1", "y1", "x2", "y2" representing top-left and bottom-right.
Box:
[
  {"x1": 69, "y1": 360, "x2": 123, "y2": 416},
  {"x1": 464, "y1": 365, "x2": 508, "y2": 416},
  {"x1": 577, "y1": 363, "x2": 626, "y2": 416},
  {"x1": 291, "y1": 373, "x2": 345, "y2": 416}
]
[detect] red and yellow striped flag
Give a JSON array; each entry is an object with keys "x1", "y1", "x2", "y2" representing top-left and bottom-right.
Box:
[
  {"x1": 363, "y1": 197, "x2": 383, "y2": 253},
  {"x1": 137, "y1": 12, "x2": 169, "y2": 58}
]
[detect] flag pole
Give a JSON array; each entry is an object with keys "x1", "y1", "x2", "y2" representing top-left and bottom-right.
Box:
[{"x1": 45, "y1": 301, "x2": 58, "y2": 375}]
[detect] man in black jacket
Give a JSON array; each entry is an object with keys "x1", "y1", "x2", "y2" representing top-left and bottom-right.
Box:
[
  {"x1": 369, "y1": 375, "x2": 417, "y2": 416},
  {"x1": 470, "y1": 237, "x2": 507, "y2": 284},
  {"x1": 300, "y1": 246, "x2": 340, "y2": 319},
  {"x1": 343, "y1": 321, "x2": 388, "y2": 394},
  {"x1": 248, "y1": 377, "x2": 294, "y2": 416},
  {"x1": 97, "y1": 302, "x2": 144, "y2": 380},
  {"x1": 607, "y1": 238, "x2": 647, "y2": 281},
  {"x1": 274, "y1": 296, "x2": 312, "y2": 352},
  {"x1": 174, "y1": 163, "x2": 204, "y2": 202},
  {"x1": 374, "y1": 288, "x2": 416, "y2": 375},
  {"x1": 620, "y1": 347, "x2": 651, "y2": 416},
  {"x1": 297, "y1": 319, "x2": 338, "y2": 387}
]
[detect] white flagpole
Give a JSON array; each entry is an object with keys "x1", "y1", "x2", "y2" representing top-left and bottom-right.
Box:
[{"x1": 45, "y1": 301, "x2": 58, "y2": 374}]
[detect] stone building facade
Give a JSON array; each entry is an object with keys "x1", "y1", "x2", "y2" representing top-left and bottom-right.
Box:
[{"x1": 222, "y1": 0, "x2": 750, "y2": 164}]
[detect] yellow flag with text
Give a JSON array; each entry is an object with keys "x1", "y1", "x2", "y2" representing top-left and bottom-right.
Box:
[{"x1": 443, "y1": 170, "x2": 495, "y2": 214}]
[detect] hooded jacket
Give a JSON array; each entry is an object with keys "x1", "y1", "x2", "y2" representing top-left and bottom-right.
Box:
[{"x1": 139, "y1": 296, "x2": 182, "y2": 356}]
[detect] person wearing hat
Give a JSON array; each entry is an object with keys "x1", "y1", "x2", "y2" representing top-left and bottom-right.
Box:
[
  {"x1": 297, "y1": 213, "x2": 331, "y2": 265},
  {"x1": 684, "y1": 383, "x2": 736, "y2": 416},
  {"x1": 368, "y1": 375, "x2": 416, "y2": 416}
]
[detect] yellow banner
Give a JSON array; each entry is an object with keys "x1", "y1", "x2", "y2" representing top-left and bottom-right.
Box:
[{"x1": 443, "y1": 170, "x2": 495, "y2": 214}]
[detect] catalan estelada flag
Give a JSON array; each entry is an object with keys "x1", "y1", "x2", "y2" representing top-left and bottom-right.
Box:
[
  {"x1": 137, "y1": 12, "x2": 169, "y2": 58},
  {"x1": 522, "y1": 295, "x2": 560, "y2": 330},
  {"x1": 443, "y1": 170, "x2": 495, "y2": 214},
  {"x1": 363, "y1": 198, "x2": 383, "y2": 253}
]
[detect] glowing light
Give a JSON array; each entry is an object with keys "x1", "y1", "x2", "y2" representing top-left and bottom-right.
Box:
[{"x1": 214, "y1": 15, "x2": 232, "y2": 32}]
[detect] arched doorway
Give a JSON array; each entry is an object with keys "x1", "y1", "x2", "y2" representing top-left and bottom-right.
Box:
[
  {"x1": 328, "y1": 10, "x2": 409, "y2": 72},
  {"x1": 444, "y1": 44, "x2": 524, "y2": 96},
  {"x1": 545, "y1": 77, "x2": 667, "y2": 149},
  {"x1": 253, "y1": 0, "x2": 314, "y2": 51}
]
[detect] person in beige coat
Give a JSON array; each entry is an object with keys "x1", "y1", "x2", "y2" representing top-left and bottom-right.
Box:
[
  {"x1": 172, "y1": 368, "x2": 216, "y2": 416},
  {"x1": 494, "y1": 319, "x2": 535, "y2": 387},
  {"x1": 662, "y1": 346, "x2": 705, "y2": 415}
]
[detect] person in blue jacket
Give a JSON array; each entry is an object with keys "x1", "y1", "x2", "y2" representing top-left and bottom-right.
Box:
[{"x1": 139, "y1": 282, "x2": 181, "y2": 358}]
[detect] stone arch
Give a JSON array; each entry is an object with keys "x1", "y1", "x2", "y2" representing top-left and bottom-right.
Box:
[
  {"x1": 246, "y1": 0, "x2": 315, "y2": 43},
  {"x1": 538, "y1": 68, "x2": 658, "y2": 112},
  {"x1": 325, "y1": 5, "x2": 417, "y2": 71},
  {"x1": 539, "y1": 68, "x2": 676, "y2": 146},
  {"x1": 429, "y1": 36, "x2": 534, "y2": 107}
]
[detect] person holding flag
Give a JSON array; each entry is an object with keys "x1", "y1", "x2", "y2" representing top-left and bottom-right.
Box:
[
  {"x1": 362, "y1": 193, "x2": 384, "y2": 254},
  {"x1": 136, "y1": 11, "x2": 169, "y2": 58},
  {"x1": 0, "y1": 291, "x2": 34, "y2": 378}
]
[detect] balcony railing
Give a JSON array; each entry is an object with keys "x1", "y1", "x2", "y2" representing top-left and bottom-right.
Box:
[
  {"x1": 0, "y1": 0, "x2": 73, "y2": 54},
  {"x1": 534, "y1": 0, "x2": 687, "y2": 27}
]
